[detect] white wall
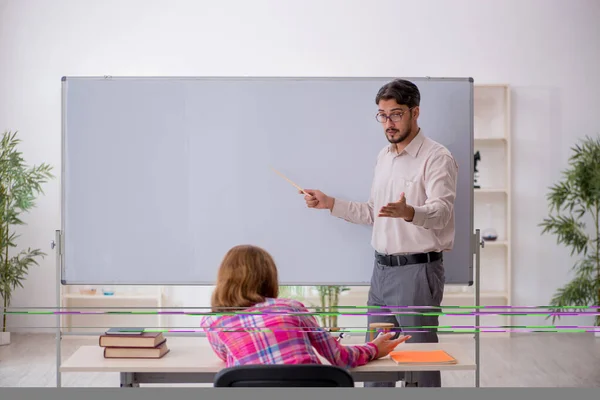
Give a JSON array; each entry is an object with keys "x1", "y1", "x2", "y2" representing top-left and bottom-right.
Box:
[{"x1": 1, "y1": 0, "x2": 599, "y2": 332}]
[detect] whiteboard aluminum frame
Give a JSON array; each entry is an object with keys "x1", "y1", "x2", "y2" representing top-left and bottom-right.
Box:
[{"x1": 58, "y1": 75, "x2": 474, "y2": 287}]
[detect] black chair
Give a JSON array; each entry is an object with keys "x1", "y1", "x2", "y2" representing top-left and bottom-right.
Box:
[{"x1": 213, "y1": 364, "x2": 355, "y2": 387}]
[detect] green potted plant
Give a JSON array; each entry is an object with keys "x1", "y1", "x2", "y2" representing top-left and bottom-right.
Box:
[
  {"x1": 0, "y1": 130, "x2": 53, "y2": 345},
  {"x1": 539, "y1": 135, "x2": 600, "y2": 335},
  {"x1": 278, "y1": 285, "x2": 307, "y2": 302},
  {"x1": 312, "y1": 285, "x2": 350, "y2": 331},
  {"x1": 278, "y1": 285, "x2": 351, "y2": 331}
]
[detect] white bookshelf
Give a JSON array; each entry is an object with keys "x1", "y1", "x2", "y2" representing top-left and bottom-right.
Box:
[
  {"x1": 472, "y1": 84, "x2": 512, "y2": 334},
  {"x1": 442, "y1": 84, "x2": 512, "y2": 335}
]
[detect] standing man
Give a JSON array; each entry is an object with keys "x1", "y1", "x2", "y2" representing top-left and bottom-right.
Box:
[{"x1": 301, "y1": 79, "x2": 458, "y2": 387}]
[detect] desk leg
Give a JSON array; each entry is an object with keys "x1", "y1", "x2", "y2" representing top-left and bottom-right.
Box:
[
  {"x1": 404, "y1": 371, "x2": 418, "y2": 387},
  {"x1": 120, "y1": 372, "x2": 140, "y2": 387}
]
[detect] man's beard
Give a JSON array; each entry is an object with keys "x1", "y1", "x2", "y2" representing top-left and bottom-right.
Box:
[{"x1": 386, "y1": 127, "x2": 411, "y2": 144}]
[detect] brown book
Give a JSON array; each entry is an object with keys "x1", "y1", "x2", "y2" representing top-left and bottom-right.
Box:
[
  {"x1": 103, "y1": 341, "x2": 170, "y2": 359},
  {"x1": 99, "y1": 332, "x2": 165, "y2": 348}
]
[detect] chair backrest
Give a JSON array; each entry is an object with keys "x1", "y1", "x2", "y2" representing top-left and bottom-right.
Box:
[{"x1": 213, "y1": 364, "x2": 355, "y2": 387}]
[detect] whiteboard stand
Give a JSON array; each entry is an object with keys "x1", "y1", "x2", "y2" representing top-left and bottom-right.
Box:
[
  {"x1": 51, "y1": 229, "x2": 484, "y2": 388},
  {"x1": 474, "y1": 228, "x2": 482, "y2": 388},
  {"x1": 52, "y1": 229, "x2": 62, "y2": 388},
  {"x1": 54, "y1": 76, "x2": 475, "y2": 388}
]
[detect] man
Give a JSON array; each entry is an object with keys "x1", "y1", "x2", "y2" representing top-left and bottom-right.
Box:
[{"x1": 301, "y1": 79, "x2": 458, "y2": 387}]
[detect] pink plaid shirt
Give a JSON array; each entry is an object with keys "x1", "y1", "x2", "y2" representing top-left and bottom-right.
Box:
[{"x1": 201, "y1": 297, "x2": 377, "y2": 368}]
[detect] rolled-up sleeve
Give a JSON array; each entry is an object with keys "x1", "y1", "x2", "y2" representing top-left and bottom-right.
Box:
[
  {"x1": 411, "y1": 153, "x2": 458, "y2": 230},
  {"x1": 330, "y1": 196, "x2": 374, "y2": 226}
]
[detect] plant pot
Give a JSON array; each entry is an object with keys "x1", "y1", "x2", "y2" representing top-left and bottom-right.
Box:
[{"x1": 0, "y1": 332, "x2": 10, "y2": 346}]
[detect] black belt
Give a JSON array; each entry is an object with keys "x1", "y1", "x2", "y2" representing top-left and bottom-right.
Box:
[{"x1": 375, "y1": 251, "x2": 442, "y2": 266}]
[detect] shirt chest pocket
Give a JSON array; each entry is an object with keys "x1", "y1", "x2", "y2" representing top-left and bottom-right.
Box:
[{"x1": 391, "y1": 176, "x2": 420, "y2": 203}]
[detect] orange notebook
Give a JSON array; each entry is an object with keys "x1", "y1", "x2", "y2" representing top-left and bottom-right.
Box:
[{"x1": 389, "y1": 350, "x2": 457, "y2": 365}]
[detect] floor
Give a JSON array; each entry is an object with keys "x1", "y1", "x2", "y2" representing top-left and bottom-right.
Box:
[{"x1": 1, "y1": 333, "x2": 599, "y2": 387}]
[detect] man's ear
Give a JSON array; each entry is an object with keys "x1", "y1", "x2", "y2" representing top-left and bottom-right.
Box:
[{"x1": 411, "y1": 106, "x2": 420, "y2": 120}]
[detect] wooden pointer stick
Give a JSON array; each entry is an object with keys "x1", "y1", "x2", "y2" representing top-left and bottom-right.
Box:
[{"x1": 270, "y1": 167, "x2": 311, "y2": 197}]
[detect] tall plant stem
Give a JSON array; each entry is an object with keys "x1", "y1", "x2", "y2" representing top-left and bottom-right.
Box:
[
  {"x1": 596, "y1": 200, "x2": 600, "y2": 327},
  {"x1": 328, "y1": 286, "x2": 333, "y2": 327},
  {"x1": 332, "y1": 287, "x2": 339, "y2": 329},
  {"x1": 2, "y1": 294, "x2": 6, "y2": 333},
  {"x1": 2, "y1": 184, "x2": 8, "y2": 332},
  {"x1": 319, "y1": 289, "x2": 326, "y2": 327}
]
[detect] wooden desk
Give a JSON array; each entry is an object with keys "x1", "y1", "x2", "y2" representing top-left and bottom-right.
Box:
[{"x1": 60, "y1": 338, "x2": 475, "y2": 387}]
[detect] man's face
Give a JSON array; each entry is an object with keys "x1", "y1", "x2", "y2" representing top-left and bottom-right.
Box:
[{"x1": 377, "y1": 99, "x2": 417, "y2": 144}]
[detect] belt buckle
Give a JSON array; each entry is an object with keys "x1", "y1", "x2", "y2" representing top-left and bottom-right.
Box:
[
  {"x1": 397, "y1": 255, "x2": 408, "y2": 266},
  {"x1": 377, "y1": 253, "x2": 389, "y2": 266},
  {"x1": 381, "y1": 254, "x2": 395, "y2": 266}
]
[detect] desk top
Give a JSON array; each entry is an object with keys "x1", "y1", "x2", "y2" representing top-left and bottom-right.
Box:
[{"x1": 60, "y1": 337, "x2": 476, "y2": 373}]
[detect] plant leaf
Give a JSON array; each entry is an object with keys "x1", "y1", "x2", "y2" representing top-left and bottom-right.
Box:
[
  {"x1": 1, "y1": 130, "x2": 54, "y2": 328},
  {"x1": 540, "y1": 135, "x2": 600, "y2": 325}
]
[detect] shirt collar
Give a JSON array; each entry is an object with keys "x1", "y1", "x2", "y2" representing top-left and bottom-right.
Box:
[{"x1": 387, "y1": 129, "x2": 425, "y2": 157}]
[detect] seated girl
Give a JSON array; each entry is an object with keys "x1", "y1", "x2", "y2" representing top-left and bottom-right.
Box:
[{"x1": 200, "y1": 244, "x2": 408, "y2": 368}]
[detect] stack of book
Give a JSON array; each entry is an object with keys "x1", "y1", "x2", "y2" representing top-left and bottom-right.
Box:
[{"x1": 99, "y1": 328, "x2": 170, "y2": 359}]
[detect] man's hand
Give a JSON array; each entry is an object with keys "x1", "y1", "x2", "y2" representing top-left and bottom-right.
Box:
[
  {"x1": 378, "y1": 192, "x2": 415, "y2": 221},
  {"x1": 300, "y1": 189, "x2": 335, "y2": 211}
]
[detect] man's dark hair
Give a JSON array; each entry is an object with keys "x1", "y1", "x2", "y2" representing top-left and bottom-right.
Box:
[{"x1": 375, "y1": 79, "x2": 421, "y2": 108}]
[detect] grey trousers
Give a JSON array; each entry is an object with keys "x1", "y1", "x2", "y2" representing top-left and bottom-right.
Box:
[{"x1": 364, "y1": 255, "x2": 445, "y2": 388}]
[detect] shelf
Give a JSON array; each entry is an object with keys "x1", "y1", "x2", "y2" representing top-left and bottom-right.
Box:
[
  {"x1": 475, "y1": 188, "x2": 506, "y2": 194},
  {"x1": 63, "y1": 293, "x2": 159, "y2": 300},
  {"x1": 302, "y1": 290, "x2": 510, "y2": 304},
  {"x1": 444, "y1": 291, "x2": 508, "y2": 300},
  {"x1": 61, "y1": 291, "x2": 163, "y2": 333},
  {"x1": 474, "y1": 84, "x2": 511, "y2": 336},
  {"x1": 474, "y1": 137, "x2": 507, "y2": 142},
  {"x1": 482, "y1": 240, "x2": 508, "y2": 247}
]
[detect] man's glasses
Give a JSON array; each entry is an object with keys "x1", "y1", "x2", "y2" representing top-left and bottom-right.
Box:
[{"x1": 376, "y1": 108, "x2": 413, "y2": 123}]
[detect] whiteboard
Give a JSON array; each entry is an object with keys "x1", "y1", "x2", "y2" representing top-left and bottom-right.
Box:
[{"x1": 60, "y1": 76, "x2": 473, "y2": 286}]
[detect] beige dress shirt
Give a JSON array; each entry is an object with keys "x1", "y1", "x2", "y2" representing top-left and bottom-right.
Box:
[{"x1": 331, "y1": 131, "x2": 458, "y2": 255}]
